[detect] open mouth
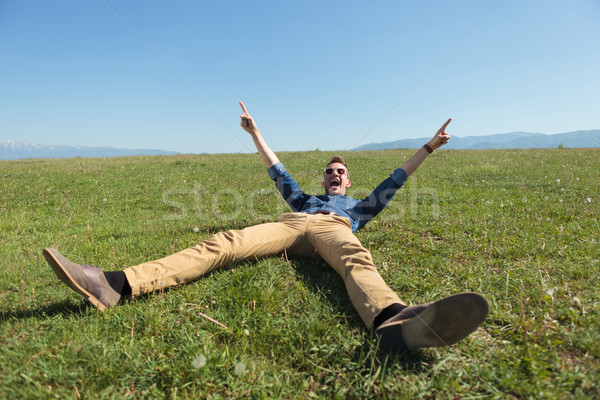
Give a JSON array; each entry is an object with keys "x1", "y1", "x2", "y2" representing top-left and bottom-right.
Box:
[{"x1": 329, "y1": 178, "x2": 341, "y2": 190}]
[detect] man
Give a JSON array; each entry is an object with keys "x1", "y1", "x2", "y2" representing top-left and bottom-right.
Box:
[{"x1": 43, "y1": 102, "x2": 488, "y2": 352}]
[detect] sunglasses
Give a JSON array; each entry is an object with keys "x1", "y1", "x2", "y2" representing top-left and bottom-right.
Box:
[{"x1": 324, "y1": 168, "x2": 347, "y2": 175}]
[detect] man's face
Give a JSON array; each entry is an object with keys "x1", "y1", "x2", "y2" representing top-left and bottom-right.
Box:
[{"x1": 322, "y1": 162, "x2": 351, "y2": 196}]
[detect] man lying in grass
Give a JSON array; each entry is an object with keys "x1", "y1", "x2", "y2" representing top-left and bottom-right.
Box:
[{"x1": 44, "y1": 102, "x2": 488, "y2": 352}]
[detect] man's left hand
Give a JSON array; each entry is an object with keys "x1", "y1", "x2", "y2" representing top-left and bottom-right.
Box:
[{"x1": 428, "y1": 118, "x2": 452, "y2": 150}]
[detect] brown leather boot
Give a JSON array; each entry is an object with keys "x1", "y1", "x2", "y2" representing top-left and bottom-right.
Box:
[
  {"x1": 43, "y1": 248, "x2": 121, "y2": 311},
  {"x1": 376, "y1": 292, "x2": 489, "y2": 352}
]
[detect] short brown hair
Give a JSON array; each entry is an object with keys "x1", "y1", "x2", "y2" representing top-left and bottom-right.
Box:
[
  {"x1": 326, "y1": 155, "x2": 348, "y2": 170},
  {"x1": 326, "y1": 155, "x2": 349, "y2": 178}
]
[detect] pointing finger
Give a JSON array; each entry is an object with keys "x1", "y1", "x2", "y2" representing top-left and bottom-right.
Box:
[
  {"x1": 438, "y1": 118, "x2": 452, "y2": 133},
  {"x1": 239, "y1": 101, "x2": 249, "y2": 116}
]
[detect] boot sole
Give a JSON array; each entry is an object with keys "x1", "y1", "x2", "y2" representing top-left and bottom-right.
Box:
[
  {"x1": 377, "y1": 292, "x2": 489, "y2": 351},
  {"x1": 43, "y1": 248, "x2": 106, "y2": 311}
]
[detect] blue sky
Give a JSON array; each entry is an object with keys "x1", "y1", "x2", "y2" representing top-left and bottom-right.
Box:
[{"x1": 1, "y1": 0, "x2": 599, "y2": 154}]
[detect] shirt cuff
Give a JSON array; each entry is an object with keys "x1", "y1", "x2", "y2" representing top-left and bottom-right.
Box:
[
  {"x1": 391, "y1": 168, "x2": 409, "y2": 186},
  {"x1": 268, "y1": 162, "x2": 286, "y2": 180}
]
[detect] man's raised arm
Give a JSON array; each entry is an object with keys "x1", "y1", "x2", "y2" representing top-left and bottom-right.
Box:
[
  {"x1": 239, "y1": 102, "x2": 280, "y2": 168},
  {"x1": 399, "y1": 118, "x2": 452, "y2": 177}
]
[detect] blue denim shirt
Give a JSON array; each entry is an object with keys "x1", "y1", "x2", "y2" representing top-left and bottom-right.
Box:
[{"x1": 268, "y1": 162, "x2": 408, "y2": 233}]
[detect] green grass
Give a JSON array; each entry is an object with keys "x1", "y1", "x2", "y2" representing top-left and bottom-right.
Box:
[{"x1": 1, "y1": 148, "x2": 598, "y2": 399}]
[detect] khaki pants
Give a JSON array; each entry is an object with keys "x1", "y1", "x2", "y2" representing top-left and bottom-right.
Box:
[{"x1": 123, "y1": 213, "x2": 404, "y2": 327}]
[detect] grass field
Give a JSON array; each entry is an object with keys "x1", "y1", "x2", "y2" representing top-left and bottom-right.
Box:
[{"x1": 1, "y1": 148, "x2": 598, "y2": 399}]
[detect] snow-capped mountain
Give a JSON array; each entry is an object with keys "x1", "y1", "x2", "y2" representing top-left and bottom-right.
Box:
[{"x1": 0, "y1": 140, "x2": 179, "y2": 160}]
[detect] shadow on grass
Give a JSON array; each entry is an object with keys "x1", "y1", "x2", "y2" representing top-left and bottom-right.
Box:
[
  {"x1": 290, "y1": 256, "x2": 360, "y2": 319},
  {"x1": 0, "y1": 300, "x2": 94, "y2": 323},
  {"x1": 287, "y1": 257, "x2": 436, "y2": 372},
  {"x1": 6, "y1": 252, "x2": 437, "y2": 372},
  {"x1": 350, "y1": 335, "x2": 437, "y2": 372}
]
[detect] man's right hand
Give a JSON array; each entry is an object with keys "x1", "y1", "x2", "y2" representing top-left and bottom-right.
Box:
[
  {"x1": 238, "y1": 101, "x2": 280, "y2": 167},
  {"x1": 239, "y1": 101, "x2": 259, "y2": 135}
]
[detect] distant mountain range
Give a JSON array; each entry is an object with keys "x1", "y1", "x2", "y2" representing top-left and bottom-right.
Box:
[
  {"x1": 352, "y1": 129, "x2": 600, "y2": 151},
  {"x1": 0, "y1": 140, "x2": 179, "y2": 160},
  {"x1": 2, "y1": 129, "x2": 599, "y2": 160}
]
